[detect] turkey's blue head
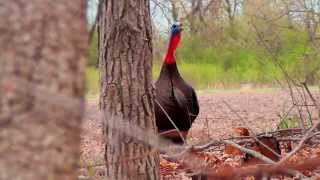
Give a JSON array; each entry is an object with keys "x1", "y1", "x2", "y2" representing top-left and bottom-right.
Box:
[
  {"x1": 164, "y1": 23, "x2": 182, "y2": 64},
  {"x1": 170, "y1": 23, "x2": 182, "y2": 35}
]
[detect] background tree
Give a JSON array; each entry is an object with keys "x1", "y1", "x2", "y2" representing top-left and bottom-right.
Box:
[
  {"x1": 98, "y1": 0, "x2": 160, "y2": 179},
  {"x1": 0, "y1": 1, "x2": 87, "y2": 179},
  {"x1": 86, "y1": 0, "x2": 320, "y2": 92}
]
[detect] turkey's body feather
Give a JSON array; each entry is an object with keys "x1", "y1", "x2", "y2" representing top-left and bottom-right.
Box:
[{"x1": 155, "y1": 63, "x2": 199, "y2": 143}]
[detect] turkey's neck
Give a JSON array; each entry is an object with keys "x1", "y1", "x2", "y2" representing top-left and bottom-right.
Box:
[
  {"x1": 163, "y1": 33, "x2": 180, "y2": 64},
  {"x1": 159, "y1": 63, "x2": 181, "y2": 80}
]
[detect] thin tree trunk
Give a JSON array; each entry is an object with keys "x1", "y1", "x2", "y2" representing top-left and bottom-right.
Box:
[
  {"x1": 99, "y1": 0, "x2": 160, "y2": 180},
  {"x1": 224, "y1": 0, "x2": 236, "y2": 37},
  {"x1": 171, "y1": 0, "x2": 179, "y2": 22},
  {"x1": 0, "y1": 1, "x2": 87, "y2": 179}
]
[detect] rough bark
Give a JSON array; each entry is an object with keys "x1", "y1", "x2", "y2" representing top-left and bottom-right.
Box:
[
  {"x1": 98, "y1": 0, "x2": 160, "y2": 180},
  {"x1": 0, "y1": 1, "x2": 87, "y2": 179}
]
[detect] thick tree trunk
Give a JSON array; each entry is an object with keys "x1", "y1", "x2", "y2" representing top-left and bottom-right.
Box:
[
  {"x1": 0, "y1": 1, "x2": 87, "y2": 179},
  {"x1": 98, "y1": 0, "x2": 160, "y2": 180}
]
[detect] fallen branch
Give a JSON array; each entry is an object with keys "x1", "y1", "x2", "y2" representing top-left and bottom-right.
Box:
[
  {"x1": 222, "y1": 140, "x2": 275, "y2": 164},
  {"x1": 192, "y1": 129, "x2": 305, "y2": 152},
  {"x1": 279, "y1": 120, "x2": 320, "y2": 164},
  {"x1": 222, "y1": 100, "x2": 281, "y2": 158},
  {"x1": 206, "y1": 157, "x2": 319, "y2": 179},
  {"x1": 250, "y1": 131, "x2": 281, "y2": 159}
]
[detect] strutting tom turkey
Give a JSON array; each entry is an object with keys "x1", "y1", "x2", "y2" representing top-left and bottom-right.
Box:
[{"x1": 155, "y1": 23, "x2": 199, "y2": 144}]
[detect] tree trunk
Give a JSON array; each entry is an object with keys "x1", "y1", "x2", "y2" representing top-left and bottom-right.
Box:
[
  {"x1": 224, "y1": 0, "x2": 237, "y2": 37},
  {"x1": 0, "y1": 1, "x2": 87, "y2": 180},
  {"x1": 98, "y1": 0, "x2": 160, "y2": 180},
  {"x1": 171, "y1": 0, "x2": 179, "y2": 22},
  {"x1": 189, "y1": 0, "x2": 198, "y2": 34}
]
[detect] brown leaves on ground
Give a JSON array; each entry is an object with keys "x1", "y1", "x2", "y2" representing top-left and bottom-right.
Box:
[
  {"x1": 180, "y1": 150, "x2": 222, "y2": 170},
  {"x1": 160, "y1": 158, "x2": 182, "y2": 177},
  {"x1": 81, "y1": 92, "x2": 320, "y2": 179},
  {"x1": 224, "y1": 127, "x2": 250, "y2": 156},
  {"x1": 160, "y1": 127, "x2": 320, "y2": 179},
  {"x1": 232, "y1": 127, "x2": 250, "y2": 137},
  {"x1": 284, "y1": 144, "x2": 320, "y2": 176}
]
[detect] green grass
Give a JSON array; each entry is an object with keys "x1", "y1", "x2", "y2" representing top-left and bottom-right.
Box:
[
  {"x1": 277, "y1": 114, "x2": 313, "y2": 130},
  {"x1": 86, "y1": 65, "x2": 319, "y2": 96},
  {"x1": 87, "y1": 64, "x2": 224, "y2": 95},
  {"x1": 277, "y1": 115, "x2": 301, "y2": 129},
  {"x1": 85, "y1": 67, "x2": 99, "y2": 96},
  {"x1": 87, "y1": 62, "x2": 280, "y2": 95},
  {"x1": 153, "y1": 61, "x2": 281, "y2": 89}
]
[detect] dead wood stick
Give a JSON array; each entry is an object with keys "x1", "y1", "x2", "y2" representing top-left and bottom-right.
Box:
[
  {"x1": 222, "y1": 140, "x2": 305, "y2": 178},
  {"x1": 222, "y1": 140, "x2": 275, "y2": 164},
  {"x1": 192, "y1": 136, "x2": 260, "y2": 151},
  {"x1": 222, "y1": 100, "x2": 281, "y2": 158},
  {"x1": 249, "y1": 129, "x2": 281, "y2": 158},
  {"x1": 192, "y1": 129, "x2": 305, "y2": 152},
  {"x1": 279, "y1": 120, "x2": 320, "y2": 164},
  {"x1": 206, "y1": 157, "x2": 318, "y2": 179}
]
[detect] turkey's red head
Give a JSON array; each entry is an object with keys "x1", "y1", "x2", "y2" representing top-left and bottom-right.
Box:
[{"x1": 164, "y1": 23, "x2": 182, "y2": 64}]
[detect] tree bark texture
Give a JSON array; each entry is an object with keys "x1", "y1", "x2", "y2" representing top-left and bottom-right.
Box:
[
  {"x1": 0, "y1": 1, "x2": 87, "y2": 179},
  {"x1": 98, "y1": 0, "x2": 160, "y2": 180}
]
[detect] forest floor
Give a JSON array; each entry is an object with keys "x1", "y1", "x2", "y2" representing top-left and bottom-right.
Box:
[{"x1": 78, "y1": 88, "x2": 320, "y2": 179}]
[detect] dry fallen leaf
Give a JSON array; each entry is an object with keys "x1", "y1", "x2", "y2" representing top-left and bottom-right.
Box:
[
  {"x1": 160, "y1": 157, "x2": 181, "y2": 176},
  {"x1": 232, "y1": 127, "x2": 250, "y2": 137},
  {"x1": 224, "y1": 127, "x2": 250, "y2": 156}
]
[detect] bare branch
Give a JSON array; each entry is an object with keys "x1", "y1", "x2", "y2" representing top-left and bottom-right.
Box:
[
  {"x1": 223, "y1": 140, "x2": 276, "y2": 164},
  {"x1": 222, "y1": 100, "x2": 282, "y2": 158},
  {"x1": 279, "y1": 120, "x2": 320, "y2": 164}
]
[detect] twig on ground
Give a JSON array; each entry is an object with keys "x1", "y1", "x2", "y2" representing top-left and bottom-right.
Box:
[
  {"x1": 206, "y1": 157, "x2": 319, "y2": 179},
  {"x1": 249, "y1": 130, "x2": 282, "y2": 158},
  {"x1": 217, "y1": 140, "x2": 305, "y2": 178},
  {"x1": 279, "y1": 120, "x2": 320, "y2": 164},
  {"x1": 277, "y1": 137, "x2": 302, "y2": 141},
  {"x1": 192, "y1": 128, "x2": 306, "y2": 152},
  {"x1": 222, "y1": 140, "x2": 275, "y2": 164},
  {"x1": 222, "y1": 100, "x2": 281, "y2": 158}
]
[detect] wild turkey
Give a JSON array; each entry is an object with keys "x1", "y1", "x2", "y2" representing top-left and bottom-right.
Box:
[{"x1": 154, "y1": 23, "x2": 199, "y2": 144}]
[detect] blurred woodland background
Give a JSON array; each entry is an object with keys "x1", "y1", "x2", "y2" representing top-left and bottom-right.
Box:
[{"x1": 86, "y1": 0, "x2": 320, "y2": 95}]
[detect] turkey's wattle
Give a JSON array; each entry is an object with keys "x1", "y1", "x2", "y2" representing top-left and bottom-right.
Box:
[{"x1": 154, "y1": 23, "x2": 199, "y2": 144}]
